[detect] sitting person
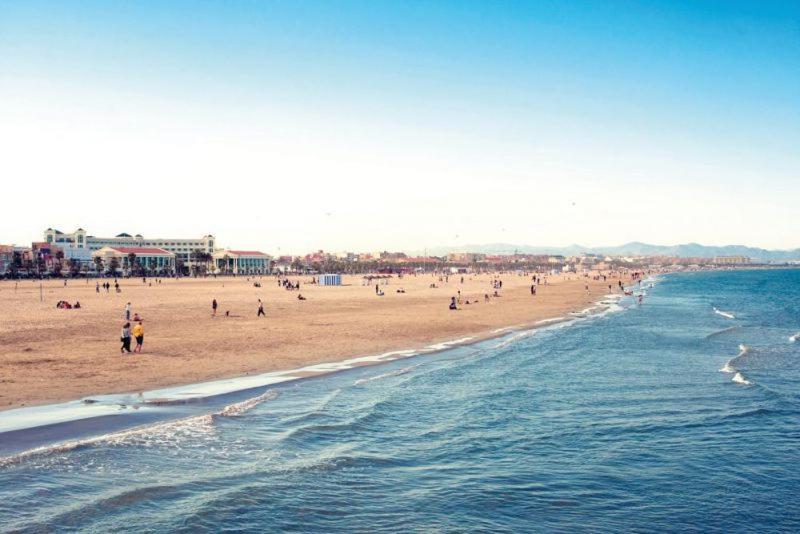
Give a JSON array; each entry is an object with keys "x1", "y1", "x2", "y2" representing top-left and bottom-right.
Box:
[
  {"x1": 297, "y1": 294, "x2": 306, "y2": 300},
  {"x1": 449, "y1": 297, "x2": 458, "y2": 310},
  {"x1": 132, "y1": 312, "x2": 142, "y2": 322},
  {"x1": 74, "y1": 301, "x2": 81, "y2": 309}
]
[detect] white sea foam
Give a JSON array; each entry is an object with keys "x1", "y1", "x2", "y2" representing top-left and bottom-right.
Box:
[
  {"x1": 218, "y1": 390, "x2": 279, "y2": 417},
  {"x1": 536, "y1": 317, "x2": 565, "y2": 325},
  {"x1": 0, "y1": 413, "x2": 216, "y2": 468},
  {"x1": 493, "y1": 330, "x2": 535, "y2": 349},
  {"x1": 720, "y1": 344, "x2": 749, "y2": 377},
  {"x1": 353, "y1": 364, "x2": 421, "y2": 385},
  {"x1": 713, "y1": 307, "x2": 736, "y2": 319},
  {"x1": 732, "y1": 372, "x2": 752, "y2": 386},
  {"x1": 790, "y1": 332, "x2": 799, "y2": 343}
]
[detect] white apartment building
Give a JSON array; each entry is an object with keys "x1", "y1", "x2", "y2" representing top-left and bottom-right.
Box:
[{"x1": 44, "y1": 228, "x2": 215, "y2": 264}]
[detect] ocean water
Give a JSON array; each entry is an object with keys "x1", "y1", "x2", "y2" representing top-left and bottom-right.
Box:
[{"x1": 1, "y1": 269, "x2": 799, "y2": 532}]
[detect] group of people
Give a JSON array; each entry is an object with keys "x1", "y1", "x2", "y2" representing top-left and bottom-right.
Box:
[
  {"x1": 120, "y1": 302, "x2": 145, "y2": 353},
  {"x1": 279, "y1": 279, "x2": 301, "y2": 291},
  {"x1": 97, "y1": 280, "x2": 120, "y2": 293},
  {"x1": 56, "y1": 300, "x2": 81, "y2": 309},
  {"x1": 121, "y1": 320, "x2": 144, "y2": 354}
]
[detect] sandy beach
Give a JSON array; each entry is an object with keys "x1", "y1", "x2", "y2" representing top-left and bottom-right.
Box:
[{"x1": 0, "y1": 272, "x2": 628, "y2": 410}]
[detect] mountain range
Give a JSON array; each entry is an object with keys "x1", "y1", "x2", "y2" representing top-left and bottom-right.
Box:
[{"x1": 414, "y1": 242, "x2": 800, "y2": 261}]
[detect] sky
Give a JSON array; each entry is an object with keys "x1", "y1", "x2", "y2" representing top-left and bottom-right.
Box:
[{"x1": 1, "y1": 0, "x2": 799, "y2": 254}]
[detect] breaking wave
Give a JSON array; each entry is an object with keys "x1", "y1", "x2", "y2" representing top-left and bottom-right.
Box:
[
  {"x1": 719, "y1": 344, "x2": 753, "y2": 386},
  {"x1": 218, "y1": 390, "x2": 279, "y2": 417},
  {"x1": 354, "y1": 364, "x2": 421, "y2": 385},
  {"x1": 0, "y1": 389, "x2": 281, "y2": 468},
  {"x1": 706, "y1": 326, "x2": 741, "y2": 339},
  {"x1": 713, "y1": 308, "x2": 736, "y2": 320},
  {"x1": 732, "y1": 372, "x2": 752, "y2": 386}
]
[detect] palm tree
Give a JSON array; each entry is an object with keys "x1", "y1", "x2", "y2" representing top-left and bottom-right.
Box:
[
  {"x1": 190, "y1": 249, "x2": 212, "y2": 276},
  {"x1": 127, "y1": 252, "x2": 137, "y2": 275}
]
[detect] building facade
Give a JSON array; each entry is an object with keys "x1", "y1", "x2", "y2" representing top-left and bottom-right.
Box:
[
  {"x1": 92, "y1": 247, "x2": 176, "y2": 274},
  {"x1": 712, "y1": 256, "x2": 751, "y2": 265},
  {"x1": 0, "y1": 245, "x2": 13, "y2": 275},
  {"x1": 447, "y1": 252, "x2": 487, "y2": 264},
  {"x1": 212, "y1": 250, "x2": 272, "y2": 275},
  {"x1": 44, "y1": 228, "x2": 215, "y2": 265}
]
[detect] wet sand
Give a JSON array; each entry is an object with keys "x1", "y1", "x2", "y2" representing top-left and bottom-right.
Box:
[{"x1": 0, "y1": 272, "x2": 628, "y2": 410}]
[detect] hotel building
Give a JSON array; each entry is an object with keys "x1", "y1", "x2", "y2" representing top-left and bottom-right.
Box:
[
  {"x1": 44, "y1": 228, "x2": 215, "y2": 264},
  {"x1": 92, "y1": 247, "x2": 176, "y2": 273}
]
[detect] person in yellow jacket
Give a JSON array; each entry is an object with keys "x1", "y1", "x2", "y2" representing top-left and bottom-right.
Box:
[{"x1": 132, "y1": 321, "x2": 145, "y2": 353}]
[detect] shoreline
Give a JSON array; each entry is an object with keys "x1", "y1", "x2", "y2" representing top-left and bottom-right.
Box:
[
  {"x1": 0, "y1": 290, "x2": 631, "y2": 460},
  {"x1": 0, "y1": 272, "x2": 637, "y2": 412}
]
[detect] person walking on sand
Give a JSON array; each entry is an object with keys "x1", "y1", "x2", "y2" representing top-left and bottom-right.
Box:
[
  {"x1": 257, "y1": 299, "x2": 265, "y2": 317},
  {"x1": 132, "y1": 321, "x2": 144, "y2": 353},
  {"x1": 212, "y1": 298, "x2": 218, "y2": 317},
  {"x1": 120, "y1": 322, "x2": 132, "y2": 354},
  {"x1": 124, "y1": 302, "x2": 131, "y2": 321}
]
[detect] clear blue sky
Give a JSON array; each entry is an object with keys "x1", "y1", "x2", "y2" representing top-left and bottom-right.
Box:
[{"x1": 1, "y1": 1, "x2": 798, "y2": 252}]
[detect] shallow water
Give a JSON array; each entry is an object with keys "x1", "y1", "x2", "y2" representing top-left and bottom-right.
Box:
[{"x1": 1, "y1": 269, "x2": 799, "y2": 532}]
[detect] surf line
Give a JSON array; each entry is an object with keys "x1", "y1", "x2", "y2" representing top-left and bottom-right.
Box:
[
  {"x1": 713, "y1": 307, "x2": 736, "y2": 320},
  {"x1": 719, "y1": 344, "x2": 752, "y2": 386}
]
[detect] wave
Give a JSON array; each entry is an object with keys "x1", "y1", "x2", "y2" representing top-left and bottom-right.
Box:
[
  {"x1": 218, "y1": 390, "x2": 279, "y2": 417},
  {"x1": 0, "y1": 413, "x2": 215, "y2": 468},
  {"x1": 706, "y1": 326, "x2": 741, "y2": 339},
  {"x1": 713, "y1": 307, "x2": 736, "y2": 320},
  {"x1": 732, "y1": 372, "x2": 752, "y2": 386},
  {"x1": 719, "y1": 344, "x2": 747, "y2": 373},
  {"x1": 493, "y1": 330, "x2": 535, "y2": 350},
  {"x1": 0, "y1": 389, "x2": 281, "y2": 468},
  {"x1": 719, "y1": 344, "x2": 754, "y2": 386},
  {"x1": 353, "y1": 364, "x2": 421, "y2": 385},
  {"x1": 790, "y1": 332, "x2": 799, "y2": 343}
]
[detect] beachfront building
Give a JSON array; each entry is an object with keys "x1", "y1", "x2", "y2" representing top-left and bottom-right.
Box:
[
  {"x1": 712, "y1": 256, "x2": 751, "y2": 265},
  {"x1": 43, "y1": 228, "x2": 215, "y2": 265},
  {"x1": 92, "y1": 247, "x2": 176, "y2": 274},
  {"x1": 447, "y1": 252, "x2": 486, "y2": 264},
  {"x1": 0, "y1": 245, "x2": 13, "y2": 275},
  {"x1": 212, "y1": 250, "x2": 272, "y2": 275}
]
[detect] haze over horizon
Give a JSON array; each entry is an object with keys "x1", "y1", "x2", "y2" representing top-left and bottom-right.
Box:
[{"x1": 2, "y1": 1, "x2": 799, "y2": 253}]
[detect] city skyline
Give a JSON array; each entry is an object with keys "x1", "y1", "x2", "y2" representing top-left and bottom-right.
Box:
[{"x1": 2, "y1": 1, "x2": 799, "y2": 251}]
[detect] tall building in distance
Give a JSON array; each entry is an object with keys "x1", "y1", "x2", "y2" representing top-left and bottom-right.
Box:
[{"x1": 43, "y1": 228, "x2": 215, "y2": 264}]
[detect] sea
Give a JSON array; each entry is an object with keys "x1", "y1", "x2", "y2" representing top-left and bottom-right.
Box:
[{"x1": 1, "y1": 269, "x2": 799, "y2": 532}]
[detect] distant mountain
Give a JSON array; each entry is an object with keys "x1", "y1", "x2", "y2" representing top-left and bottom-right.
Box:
[{"x1": 413, "y1": 242, "x2": 800, "y2": 261}]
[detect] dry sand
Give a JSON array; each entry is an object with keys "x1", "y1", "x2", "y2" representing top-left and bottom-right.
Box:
[{"x1": 0, "y1": 272, "x2": 629, "y2": 410}]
